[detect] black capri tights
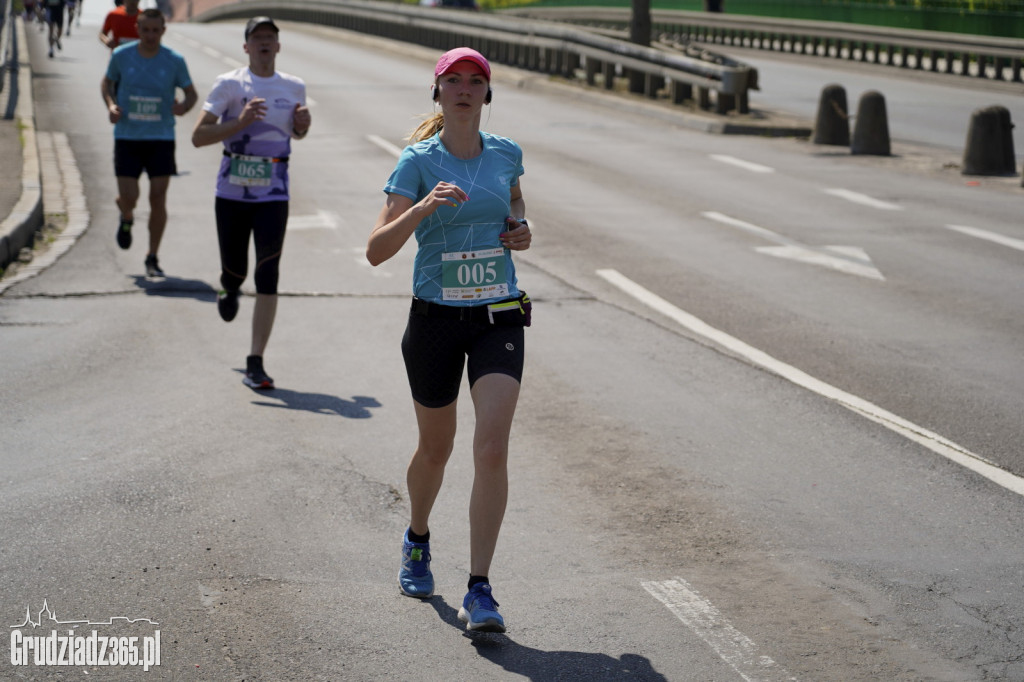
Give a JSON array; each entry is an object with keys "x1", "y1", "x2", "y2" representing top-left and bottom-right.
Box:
[{"x1": 215, "y1": 197, "x2": 288, "y2": 295}]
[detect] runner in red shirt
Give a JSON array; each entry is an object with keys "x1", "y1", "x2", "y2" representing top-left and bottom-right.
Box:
[{"x1": 99, "y1": 0, "x2": 140, "y2": 49}]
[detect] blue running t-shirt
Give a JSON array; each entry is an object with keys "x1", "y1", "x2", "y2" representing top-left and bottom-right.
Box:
[
  {"x1": 384, "y1": 132, "x2": 525, "y2": 306},
  {"x1": 106, "y1": 43, "x2": 192, "y2": 141}
]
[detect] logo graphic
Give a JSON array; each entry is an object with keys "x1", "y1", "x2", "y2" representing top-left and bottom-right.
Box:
[{"x1": 10, "y1": 601, "x2": 160, "y2": 671}]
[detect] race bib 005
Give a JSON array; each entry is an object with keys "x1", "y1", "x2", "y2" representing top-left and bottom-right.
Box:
[{"x1": 441, "y1": 248, "x2": 509, "y2": 301}]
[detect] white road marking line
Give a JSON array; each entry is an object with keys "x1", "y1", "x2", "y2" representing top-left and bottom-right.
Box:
[
  {"x1": 173, "y1": 35, "x2": 200, "y2": 49},
  {"x1": 702, "y1": 211, "x2": 884, "y2": 280},
  {"x1": 823, "y1": 188, "x2": 902, "y2": 211},
  {"x1": 710, "y1": 154, "x2": 775, "y2": 174},
  {"x1": 946, "y1": 225, "x2": 1024, "y2": 253},
  {"x1": 166, "y1": 34, "x2": 243, "y2": 68},
  {"x1": 596, "y1": 268, "x2": 1024, "y2": 497},
  {"x1": 288, "y1": 210, "x2": 338, "y2": 230},
  {"x1": 642, "y1": 578, "x2": 795, "y2": 682},
  {"x1": 366, "y1": 134, "x2": 404, "y2": 158},
  {"x1": 702, "y1": 211, "x2": 779, "y2": 242}
]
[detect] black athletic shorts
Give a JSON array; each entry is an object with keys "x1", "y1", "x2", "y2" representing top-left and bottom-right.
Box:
[
  {"x1": 401, "y1": 301, "x2": 525, "y2": 408},
  {"x1": 46, "y1": 5, "x2": 63, "y2": 26},
  {"x1": 114, "y1": 139, "x2": 177, "y2": 179}
]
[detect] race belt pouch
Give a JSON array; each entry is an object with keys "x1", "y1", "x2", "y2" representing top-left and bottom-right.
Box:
[{"x1": 486, "y1": 292, "x2": 532, "y2": 327}]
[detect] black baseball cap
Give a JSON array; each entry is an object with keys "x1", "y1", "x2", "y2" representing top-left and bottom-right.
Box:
[{"x1": 244, "y1": 16, "x2": 279, "y2": 39}]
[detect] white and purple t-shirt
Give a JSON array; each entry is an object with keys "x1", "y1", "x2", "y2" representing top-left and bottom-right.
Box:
[{"x1": 201, "y1": 67, "x2": 305, "y2": 202}]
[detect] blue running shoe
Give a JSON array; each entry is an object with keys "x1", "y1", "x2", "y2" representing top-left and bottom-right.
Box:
[
  {"x1": 398, "y1": 530, "x2": 433, "y2": 598},
  {"x1": 458, "y1": 583, "x2": 505, "y2": 633}
]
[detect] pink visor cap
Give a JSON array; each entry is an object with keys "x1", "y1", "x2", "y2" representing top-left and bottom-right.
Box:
[{"x1": 434, "y1": 47, "x2": 491, "y2": 81}]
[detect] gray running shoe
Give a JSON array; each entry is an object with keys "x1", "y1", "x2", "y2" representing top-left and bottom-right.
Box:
[
  {"x1": 243, "y1": 355, "x2": 274, "y2": 390},
  {"x1": 144, "y1": 254, "x2": 164, "y2": 278}
]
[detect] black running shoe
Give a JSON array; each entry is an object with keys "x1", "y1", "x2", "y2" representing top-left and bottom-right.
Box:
[
  {"x1": 217, "y1": 289, "x2": 239, "y2": 322},
  {"x1": 116, "y1": 217, "x2": 133, "y2": 250},
  {"x1": 243, "y1": 355, "x2": 274, "y2": 389},
  {"x1": 144, "y1": 254, "x2": 164, "y2": 278}
]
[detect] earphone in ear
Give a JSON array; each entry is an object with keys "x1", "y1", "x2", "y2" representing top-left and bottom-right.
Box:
[
  {"x1": 485, "y1": 88, "x2": 492, "y2": 104},
  {"x1": 431, "y1": 85, "x2": 439, "y2": 102}
]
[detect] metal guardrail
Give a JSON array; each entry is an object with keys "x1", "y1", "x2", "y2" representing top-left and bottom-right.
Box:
[
  {"x1": 1, "y1": 0, "x2": 12, "y2": 97},
  {"x1": 186, "y1": 0, "x2": 757, "y2": 114},
  {"x1": 501, "y1": 8, "x2": 1024, "y2": 84}
]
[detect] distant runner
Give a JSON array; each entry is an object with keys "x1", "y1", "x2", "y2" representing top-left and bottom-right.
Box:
[
  {"x1": 101, "y1": 8, "x2": 197, "y2": 277},
  {"x1": 191, "y1": 17, "x2": 312, "y2": 390}
]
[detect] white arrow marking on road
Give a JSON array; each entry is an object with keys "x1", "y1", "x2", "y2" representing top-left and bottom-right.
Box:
[
  {"x1": 946, "y1": 224, "x2": 1024, "y2": 253},
  {"x1": 710, "y1": 154, "x2": 775, "y2": 174},
  {"x1": 823, "y1": 188, "x2": 902, "y2": 211},
  {"x1": 642, "y1": 578, "x2": 794, "y2": 682},
  {"x1": 702, "y1": 211, "x2": 884, "y2": 280},
  {"x1": 288, "y1": 210, "x2": 338, "y2": 230}
]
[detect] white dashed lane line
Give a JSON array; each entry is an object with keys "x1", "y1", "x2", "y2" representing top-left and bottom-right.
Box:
[
  {"x1": 709, "y1": 154, "x2": 775, "y2": 174},
  {"x1": 642, "y1": 577, "x2": 795, "y2": 682},
  {"x1": 367, "y1": 134, "x2": 404, "y2": 159},
  {"x1": 946, "y1": 224, "x2": 1024, "y2": 253},
  {"x1": 823, "y1": 188, "x2": 902, "y2": 211}
]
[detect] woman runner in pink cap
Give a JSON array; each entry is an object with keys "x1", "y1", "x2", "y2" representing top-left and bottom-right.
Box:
[{"x1": 367, "y1": 47, "x2": 533, "y2": 634}]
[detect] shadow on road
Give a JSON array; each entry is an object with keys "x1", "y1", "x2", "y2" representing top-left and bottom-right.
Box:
[
  {"x1": 425, "y1": 596, "x2": 668, "y2": 681},
  {"x1": 243, "y1": 383, "x2": 382, "y2": 418},
  {"x1": 130, "y1": 274, "x2": 217, "y2": 302}
]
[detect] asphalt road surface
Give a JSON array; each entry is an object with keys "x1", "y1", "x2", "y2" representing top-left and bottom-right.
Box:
[{"x1": 2, "y1": 9, "x2": 1022, "y2": 681}]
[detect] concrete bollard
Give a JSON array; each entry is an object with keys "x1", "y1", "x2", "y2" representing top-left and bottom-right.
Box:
[
  {"x1": 812, "y1": 84, "x2": 850, "y2": 146},
  {"x1": 962, "y1": 105, "x2": 1016, "y2": 176},
  {"x1": 851, "y1": 90, "x2": 890, "y2": 156}
]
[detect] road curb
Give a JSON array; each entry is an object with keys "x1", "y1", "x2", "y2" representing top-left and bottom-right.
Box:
[{"x1": 0, "y1": 16, "x2": 43, "y2": 276}]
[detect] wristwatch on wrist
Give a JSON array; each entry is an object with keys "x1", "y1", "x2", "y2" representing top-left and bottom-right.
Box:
[{"x1": 517, "y1": 218, "x2": 529, "y2": 227}]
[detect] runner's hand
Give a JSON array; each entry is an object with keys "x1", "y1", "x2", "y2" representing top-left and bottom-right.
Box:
[
  {"x1": 238, "y1": 97, "x2": 267, "y2": 127},
  {"x1": 421, "y1": 181, "x2": 469, "y2": 213},
  {"x1": 500, "y1": 218, "x2": 531, "y2": 251},
  {"x1": 292, "y1": 103, "x2": 311, "y2": 136}
]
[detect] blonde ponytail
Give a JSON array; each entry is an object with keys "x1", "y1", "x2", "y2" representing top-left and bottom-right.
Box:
[{"x1": 409, "y1": 112, "x2": 444, "y2": 143}]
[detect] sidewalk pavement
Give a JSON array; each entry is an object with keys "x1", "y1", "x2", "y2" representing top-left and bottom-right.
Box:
[{"x1": 0, "y1": 14, "x2": 42, "y2": 274}]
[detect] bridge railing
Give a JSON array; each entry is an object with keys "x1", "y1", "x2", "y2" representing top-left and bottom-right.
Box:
[
  {"x1": 174, "y1": 0, "x2": 758, "y2": 114},
  {"x1": 501, "y1": 7, "x2": 1024, "y2": 84}
]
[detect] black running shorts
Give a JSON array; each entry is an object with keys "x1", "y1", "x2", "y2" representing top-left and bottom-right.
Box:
[
  {"x1": 114, "y1": 139, "x2": 177, "y2": 179},
  {"x1": 401, "y1": 306, "x2": 525, "y2": 409}
]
